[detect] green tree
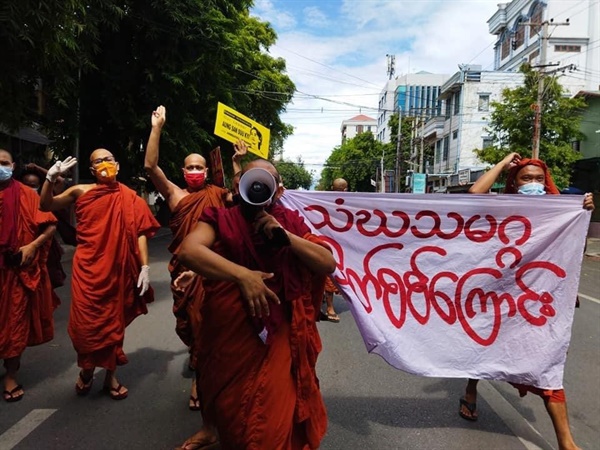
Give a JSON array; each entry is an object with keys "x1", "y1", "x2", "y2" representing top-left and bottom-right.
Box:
[
  {"x1": 475, "y1": 64, "x2": 586, "y2": 188},
  {"x1": 1, "y1": 1, "x2": 295, "y2": 186},
  {"x1": 319, "y1": 132, "x2": 388, "y2": 192},
  {"x1": 275, "y1": 157, "x2": 313, "y2": 190}
]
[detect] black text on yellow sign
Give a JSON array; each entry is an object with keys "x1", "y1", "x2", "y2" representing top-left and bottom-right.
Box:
[{"x1": 214, "y1": 102, "x2": 270, "y2": 159}]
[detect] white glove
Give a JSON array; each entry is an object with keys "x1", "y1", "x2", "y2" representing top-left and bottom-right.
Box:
[
  {"x1": 46, "y1": 156, "x2": 78, "y2": 182},
  {"x1": 137, "y1": 265, "x2": 150, "y2": 296}
]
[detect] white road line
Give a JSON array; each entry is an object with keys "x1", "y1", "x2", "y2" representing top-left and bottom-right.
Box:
[
  {"x1": 478, "y1": 381, "x2": 553, "y2": 450},
  {"x1": 0, "y1": 409, "x2": 57, "y2": 450},
  {"x1": 578, "y1": 292, "x2": 600, "y2": 305}
]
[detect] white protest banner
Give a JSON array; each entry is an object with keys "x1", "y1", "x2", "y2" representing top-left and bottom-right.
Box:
[{"x1": 280, "y1": 191, "x2": 591, "y2": 389}]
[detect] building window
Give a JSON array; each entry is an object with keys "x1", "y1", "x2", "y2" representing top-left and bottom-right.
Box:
[
  {"x1": 435, "y1": 140, "x2": 442, "y2": 164},
  {"x1": 572, "y1": 140, "x2": 581, "y2": 152},
  {"x1": 445, "y1": 100, "x2": 451, "y2": 119},
  {"x1": 555, "y1": 45, "x2": 581, "y2": 52},
  {"x1": 530, "y1": 4, "x2": 543, "y2": 37},
  {"x1": 528, "y1": 48, "x2": 540, "y2": 62},
  {"x1": 443, "y1": 136, "x2": 450, "y2": 161},
  {"x1": 482, "y1": 137, "x2": 493, "y2": 149},
  {"x1": 453, "y1": 92, "x2": 460, "y2": 115},
  {"x1": 366, "y1": 126, "x2": 371, "y2": 132},
  {"x1": 452, "y1": 130, "x2": 458, "y2": 140},
  {"x1": 478, "y1": 94, "x2": 490, "y2": 112},
  {"x1": 514, "y1": 19, "x2": 525, "y2": 49},
  {"x1": 356, "y1": 125, "x2": 364, "y2": 134},
  {"x1": 501, "y1": 32, "x2": 510, "y2": 59}
]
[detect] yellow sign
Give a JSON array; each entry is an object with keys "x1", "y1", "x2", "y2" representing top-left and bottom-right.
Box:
[{"x1": 214, "y1": 102, "x2": 270, "y2": 159}]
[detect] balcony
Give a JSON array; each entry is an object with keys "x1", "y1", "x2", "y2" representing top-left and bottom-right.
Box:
[{"x1": 488, "y1": 3, "x2": 508, "y2": 35}]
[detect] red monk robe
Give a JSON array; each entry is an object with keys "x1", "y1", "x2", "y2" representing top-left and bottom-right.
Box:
[
  {"x1": 68, "y1": 183, "x2": 160, "y2": 371},
  {"x1": 196, "y1": 204, "x2": 329, "y2": 450},
  {"x1": 0, "y1": 180, "x2": 58, "y2": 359},
  {"x1": 167, "y1": 185, "x2": 228, "y2": 358}
]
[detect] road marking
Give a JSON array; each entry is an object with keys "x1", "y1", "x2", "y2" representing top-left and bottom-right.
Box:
[
  {"x1": 478, "y1": 381, "x2": 553, "y2": 450},
  {"x1": 0, "y1": 409, "x2": 57, "y2": 450},
  {"x1": 578, "y1": 292, "x2": 600, "y2": 305}
]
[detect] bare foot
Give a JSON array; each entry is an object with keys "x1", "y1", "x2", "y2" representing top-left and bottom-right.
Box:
[
  {"x1": 3, "y1": 375, "x2": 24, "y2": 402},
  {"x1": 176, "y1": 426, "x2": 219, "y2": 450}
]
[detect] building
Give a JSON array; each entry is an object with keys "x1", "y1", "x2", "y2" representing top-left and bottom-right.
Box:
[
  {"x1": 488, "y1": 0, "x2": 600, "y2": 96},
  {"x1": 341, "y1": 114, "x2": 377, "y2": 144},
  {"x1": 423, "y1": 65, "x2": 524, "y2": 193},
  {"x1": 376, "y1": 72, "x2": 449, "y2": 144}
]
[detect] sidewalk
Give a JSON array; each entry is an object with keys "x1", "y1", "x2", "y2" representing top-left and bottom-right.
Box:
[{"x1": 586, "y1": 237, "x2": 600, "y2": 259}]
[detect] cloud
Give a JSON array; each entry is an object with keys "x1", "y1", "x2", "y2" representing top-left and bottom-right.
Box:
[
  {"x1": 303, "y1": 6, "x2": 329, "y2": 28},
  {"x1": 252, "y1": 1, "x2": 500, "y2": 180}
]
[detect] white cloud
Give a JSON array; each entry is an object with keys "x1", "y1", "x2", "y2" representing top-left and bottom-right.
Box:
[
  {"x1": 253, "y1": 0, "x2": 297, "y2": 29},
  {"x1": 253, "y1": 0, "x2": 501, "y2": 181},
  {"x1": 303, "y1": 6, "x2": 329, "y2": 28}
]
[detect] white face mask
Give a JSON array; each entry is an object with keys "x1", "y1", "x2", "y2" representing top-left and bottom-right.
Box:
[
  {"x1": 518, "y1": 182, "x2": 546, "y2": 195},
  {"x1": 0, "y1": 166, "x2": 13, "y2": 181}
]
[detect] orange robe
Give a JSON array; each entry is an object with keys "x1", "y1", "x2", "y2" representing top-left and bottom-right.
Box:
[
  {"x1": 197, "y1": 204, "x2": 328, "y2": 450},
  {"x1": 167, "y1": 185, "x2": 228, "y2": 358},
  {"x1": 68, "y1": 183, "x2": 160, "y2": 371},
  {"x1": 0, "y1": 181, "x2": 58, "y2": 359}
]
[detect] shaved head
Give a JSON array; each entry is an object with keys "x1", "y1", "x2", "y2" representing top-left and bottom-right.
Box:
[
  {"x1": 244, "y1": 159, "x2": 280, "y2": 183},
  {"x1": 90, "y1": 148, "x2": 114, "y2": 163},
  {"x1": 183, "y1": 153, "x2": 206, "y2": 168},
  {"x1": 332, "y1": 178, "x2": 348, "y2": 192},
  {"x1": 0, "y1": 149, "x2": 13, "y2": 163}
]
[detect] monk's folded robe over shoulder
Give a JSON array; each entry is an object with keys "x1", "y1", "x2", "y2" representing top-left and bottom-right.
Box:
[
  {"x1": 69, "y1": 183, "x2": 160, "y2": 371},
  {"x1": 167, "y1": 185, "x2": 228, "y2": 355},
  {"x1": 0, "y1": 180, "x2": 58, "y2": 359},
  {"x1": 196, "y1": 203, "x2": 329, "y2": 450}
]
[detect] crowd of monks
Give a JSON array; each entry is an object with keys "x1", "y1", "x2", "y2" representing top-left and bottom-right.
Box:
[{"x1": 1, "y1": 106, "x2": 594, "y2": 450}]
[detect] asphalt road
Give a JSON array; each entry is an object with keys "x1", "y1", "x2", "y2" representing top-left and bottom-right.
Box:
[{"x1": 1, "y1": 232, "x2": 598, "y2": 450}]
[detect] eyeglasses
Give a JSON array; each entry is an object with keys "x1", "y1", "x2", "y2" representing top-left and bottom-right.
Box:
[{"x1": 91, "y1": 156, "x2": 116, "y2": 166}]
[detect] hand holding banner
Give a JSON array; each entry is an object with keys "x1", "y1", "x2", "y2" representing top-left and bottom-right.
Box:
[{"x1": 214, "y1": 102, "x2": 270, "y2": 159}]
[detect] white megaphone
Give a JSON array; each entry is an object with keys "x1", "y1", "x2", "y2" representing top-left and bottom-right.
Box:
[{"x1": 239, "y1": 168, "x2": 277, "y2": 206}]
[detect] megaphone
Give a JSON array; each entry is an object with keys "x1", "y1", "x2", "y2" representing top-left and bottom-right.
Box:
[{"x1": 239, "y1": 168, "x2": 277, "y2": 206}]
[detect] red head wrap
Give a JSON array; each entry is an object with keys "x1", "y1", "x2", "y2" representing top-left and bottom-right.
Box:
[{"x1": 504, "y1": 158, "x2": 560, "y2": 195}]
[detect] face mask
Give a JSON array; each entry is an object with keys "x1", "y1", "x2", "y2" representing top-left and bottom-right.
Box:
[
  {"x1": 184, "y1": 171, "x2": 206, "y2": 189},
  {"x1": 29, "y1": 186, "x2": 40, "y2": 192},
  {"x1": 94, "y1": 161, "x2": 118, "y2": 182},
  {"x1": 0, "y1": 166, "x2": 13, "y2": 181},
  {"x1": 518, "y1": 182, "x2": 546, "y2": 195}
]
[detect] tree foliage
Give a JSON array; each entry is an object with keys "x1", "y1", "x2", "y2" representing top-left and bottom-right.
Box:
[
  {"x1": 475, "y1": 63, "x2": 586, "y2": 188},
  {"x1": 1, "y1": 0, "x2": 295, "y2": 186},
  {"x1": 275, "y1": 157, "x2": 313, "y2": 190},
  {"x1": 319, "y1": 132, "x2": 390, "y2": 192}
]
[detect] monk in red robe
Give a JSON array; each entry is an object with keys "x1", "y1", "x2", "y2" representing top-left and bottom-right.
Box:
[
  {"x1": 0, "y1": 149, "x2": 57, "y2": 402},
  {"x1": 459, "y1": 152, "x2": 594, "y2": 450},
  {"x1": 144, "y1": 105, "x2": 244, "y2": 412},
  {"x1": 40, "y1": 149, "x2": 160, "y2": 400},
  {"x1": 176, "y1": 159, "x2": 335, "y2": 450}
]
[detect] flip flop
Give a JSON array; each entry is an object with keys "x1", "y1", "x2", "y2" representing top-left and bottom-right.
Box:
[
  {"x1": 189, "y1": 395, "x2": 201, "y2": 411},
  {"x1": 321, "y1": 311, "x2": 340, "y2": 323},
  {"x1": 104, "y1": 383, "x2": 128, "y2": 400},
  {"x1": 459, "y1": 397, "x2": 478, "y2": 421},
  {"x1": 75, "y1": 371, "x2": 94, "y2": 396},
  {"x1": 3, "y1": 385, "x2": 24, "y2": 403}
]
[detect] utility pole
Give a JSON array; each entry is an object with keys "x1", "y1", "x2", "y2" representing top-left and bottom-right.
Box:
[
  {"x1": 524, "y1": 18, "x2": 569, "y2": 159},
  {"x1": 395, "y1": 109, "x2": 402, "y2": 192},
  {"x1": 419, "y1": 115, "x2": 425, "y2": 173}
]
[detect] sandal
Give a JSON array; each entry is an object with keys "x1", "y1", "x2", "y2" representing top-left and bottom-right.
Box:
[
  {"x1": 459, "y1": 397, "x2": 478, "y2": 421},
  {"x1": 104, "y1": 383, "x2": 128, "y2": 400},
  {"x1": 3, "y1": 385, "x2": 24, "y2": 403},
  {"x1": 75, "y1": 371, "x2": 94, "y2": 396},
  {"x1": 320, "y1": 311, "x2": 340, "y2": 323},
  {"x1": 189, "y1": 395, "x2": 201, "y2": 411}
]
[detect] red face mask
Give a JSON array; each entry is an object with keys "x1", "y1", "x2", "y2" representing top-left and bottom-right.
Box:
[{"x1": 184, "y1": 171, "x2": 206, "y2": 189}]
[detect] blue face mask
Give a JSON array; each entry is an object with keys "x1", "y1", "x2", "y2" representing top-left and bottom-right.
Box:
[
  {"x1": 0, "y1": 166, "x2": 13, "y2": 181},
  {"x1": 518, "y1": 182, "x2": 546, "y2": 195}
]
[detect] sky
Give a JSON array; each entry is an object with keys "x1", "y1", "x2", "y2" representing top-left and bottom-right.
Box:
[{"x1": 250, "y1": 0, "x2": 503, "y2": 181}]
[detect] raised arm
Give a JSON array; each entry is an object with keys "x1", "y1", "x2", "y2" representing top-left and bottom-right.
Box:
[
  {"x1": 39, "y1": 157, "x2": 80, "y2": 211},
  {"x1": 232, "y1": 140, "x2": 248, "y2": 175},
  {"x1": 144, "y1": 105, "x2": 184, "y2": 210},
  {"x1": 469, "y1": 152, "x2": 521, "y2": 194}
]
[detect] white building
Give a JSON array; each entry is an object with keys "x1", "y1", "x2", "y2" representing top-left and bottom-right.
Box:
[
  {"x1": 376, "y1": 72, "x2": 449, "y2": 144},
  {"x1": 425, "y1": 65, "x2": 524, "y2": 192},
  {"x1": 340, "y1": 114, "x2": 377, "y2": 143},
  {"x1": 488, "y1": 0, "x2": 600, "y2": 96}
]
